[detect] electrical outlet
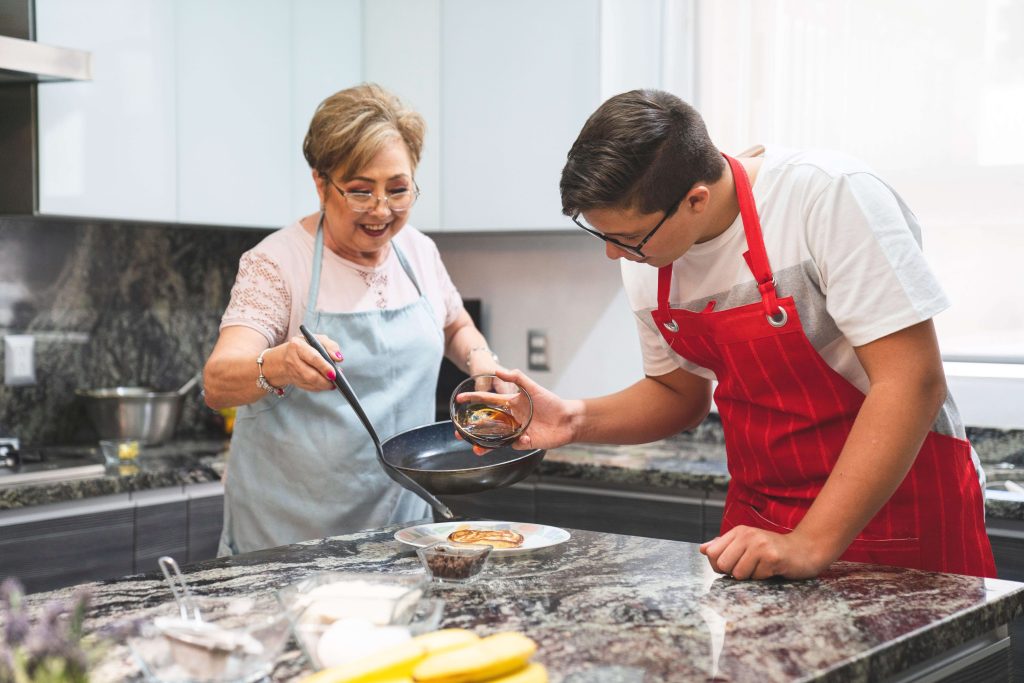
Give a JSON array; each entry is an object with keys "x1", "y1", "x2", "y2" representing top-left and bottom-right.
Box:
[
  {"x1": 527, "y1": 330, "x2": 550, "y2": 371},
  {"x1": 4, "y1": 335, "x2": 36, "y2": 386}
]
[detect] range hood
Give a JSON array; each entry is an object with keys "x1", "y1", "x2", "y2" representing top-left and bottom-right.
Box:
[{"x1": 0, "y1": 34, "x2": 91, "y2": 83}]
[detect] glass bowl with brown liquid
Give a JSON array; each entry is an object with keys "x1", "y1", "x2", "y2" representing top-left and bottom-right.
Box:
[{"x1": 449, "y1": 375, "x2": 533, "y2": 449}]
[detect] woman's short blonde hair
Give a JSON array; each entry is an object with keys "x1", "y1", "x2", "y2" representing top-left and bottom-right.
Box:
[{"x1": 303, "y1": 83, "x2": 425, "y2": 181}]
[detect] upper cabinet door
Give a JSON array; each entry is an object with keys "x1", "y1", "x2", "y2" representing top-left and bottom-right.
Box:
[
  {"x1": 440, "y1": 0, "x2": 601, "y2": 232},
  {"x1": 174, "y1": 0, "x2": 291, "y2": 228},
  {"x1": 289, "y1": 0, "x2": 364, "y2": 222},
  {"x1": 37, "y1": 0, "x2": 361, "y2": 229},
  {"x1": 36, "y1": 0, "x2": 178, "y2": 222},
  {"x1": 362, "y1": 0, "x2": 442, "y2": 233}
]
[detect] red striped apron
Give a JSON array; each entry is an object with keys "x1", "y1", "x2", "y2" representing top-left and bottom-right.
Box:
[{"x1": 651, "y1": 154, "x2": 995, "y2": 577}]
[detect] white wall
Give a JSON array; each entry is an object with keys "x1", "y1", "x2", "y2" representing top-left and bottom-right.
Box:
[{"x1": 434, "y1": 233, "x2": 644, "y2": 399}]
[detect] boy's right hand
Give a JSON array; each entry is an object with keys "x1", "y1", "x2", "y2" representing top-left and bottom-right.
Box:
[{"x1": 455, "y1": 368, "x2": 580, "y2": 455}]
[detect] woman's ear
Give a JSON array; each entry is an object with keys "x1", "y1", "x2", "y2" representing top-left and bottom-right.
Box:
[{"x1": 313, "y1": 170, "x2": 327, "y2": 209}]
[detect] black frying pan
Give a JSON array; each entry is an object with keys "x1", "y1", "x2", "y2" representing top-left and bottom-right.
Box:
[
  {"x1": 380, "y1": 421, "x2": 544, "y2": 496},
  {"x1": 299, "y1": 326, "x2": 544, "y2": 514}
]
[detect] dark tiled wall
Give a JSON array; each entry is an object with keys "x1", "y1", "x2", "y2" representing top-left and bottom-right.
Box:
[{"x1": 0, "y1": 216, "x2": 268, "y2": 446}]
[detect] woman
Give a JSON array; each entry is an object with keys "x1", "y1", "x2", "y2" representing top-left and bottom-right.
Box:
[{"x1": 204, "y1": 84, "x2": 499, "y2": 555}]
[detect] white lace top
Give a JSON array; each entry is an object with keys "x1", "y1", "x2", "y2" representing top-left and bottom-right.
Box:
[{"x1": 221, "y1": 221, "x2": 464, "y2": 345}]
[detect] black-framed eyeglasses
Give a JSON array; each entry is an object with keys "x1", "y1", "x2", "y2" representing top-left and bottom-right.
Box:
[
  {"x1": 324, "y1": 176, "x2": 420, "y2": 213},
  {"x1": 571, "y1": 190, "x2": 688, "y2": 258}
]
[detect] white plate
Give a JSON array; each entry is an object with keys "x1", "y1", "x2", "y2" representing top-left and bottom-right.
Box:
[{"x1": 395, "y1": 521, "x2": 570, "y2": 557}]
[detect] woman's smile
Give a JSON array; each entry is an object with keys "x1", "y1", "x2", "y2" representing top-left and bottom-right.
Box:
[{"x1": 358, "y1": 221, "x2": 392, "y2": 238}]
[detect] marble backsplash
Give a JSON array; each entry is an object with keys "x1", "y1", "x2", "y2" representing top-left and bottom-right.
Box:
[
  {"x1": 0, "y1": 216, "x2": 268, "y2": 446},
  {"x1": 1, "y1": 215, "x2": 1022, "y2": 465}
]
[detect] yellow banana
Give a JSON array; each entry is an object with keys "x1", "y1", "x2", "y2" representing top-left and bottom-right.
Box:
[
  {"x1": 482, "y1": 663, "x2": 547, "y2": 683},
  {"x1": 412, "y1": 629, "x2": 481, "y2": 655},
  {"x1": 412, "y1": 632, "x2": 537, "y2": 683},
  {"x1": 301, "y1": 640, "x2": 426, "y2": 683}
]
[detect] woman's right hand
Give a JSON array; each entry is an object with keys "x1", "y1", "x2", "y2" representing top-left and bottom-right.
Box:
[{"x1": 272, "y1": 334, "x2": 345, "y2": 391}]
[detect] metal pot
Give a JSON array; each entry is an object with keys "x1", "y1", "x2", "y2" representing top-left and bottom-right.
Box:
[{"x1": 76, "y1": 387, "x2": 185, "y2": 445}]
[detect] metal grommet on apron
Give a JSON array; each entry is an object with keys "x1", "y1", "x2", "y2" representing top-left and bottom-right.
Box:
[
  {"x1": 766, "y1": 308, "x2": 788, "y2": 327},
  {"x1": 220, "y1": 216, "x2": 444, "y2": 555}
]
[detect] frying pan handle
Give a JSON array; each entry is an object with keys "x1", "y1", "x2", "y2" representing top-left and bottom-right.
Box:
[{"x1": 299, "y1": 325, "x2": 454, "y2": 520}]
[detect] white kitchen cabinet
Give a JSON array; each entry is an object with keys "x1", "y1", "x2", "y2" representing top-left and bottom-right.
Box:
[
  {"x1": 362, "y1": 0, "x2": 442, "y2": 232},
  {"x1": 36, "y1": 0, "x2": 178, "y2": 222},
  {"x1": 439, "y1": 0, "x2": 601, "y2": 232},
  {"x1": 34, "y1": 0, "x2": 669, "y2": 231},
  {"x1": 175, "y1": 0, "x2": 363, "y2": 228},
  {"x1": 35, "y1": 0, "x2": 362, "y2": 228},
  {"x1": 174, "y1": 0, "x2": 292, "y2": 228},
  {"x1": 288, "y1": 0, "x2": 364, "y2": 221},
  {"x1": 436, "y1": 0, "x2": 666, "y2": 232}
]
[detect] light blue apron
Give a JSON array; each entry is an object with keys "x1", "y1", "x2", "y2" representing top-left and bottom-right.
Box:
[{"x1": 219, "y1": 219, "x2": 442, "y2": 555}]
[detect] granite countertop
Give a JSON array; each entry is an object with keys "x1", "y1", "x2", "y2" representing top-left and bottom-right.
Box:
[
  {"x1": 0, "y1": 438, "x2": 228, "y2": 511},
  {"x1": 20, "y1": 524, "x2": 1024, "y2": 682},
  {"x1": 5, "y1": 425, "x2": 1024, "y2": 521},
  {"x1": 538, "y1": 422, "x2": 1024, "y2": 522}
]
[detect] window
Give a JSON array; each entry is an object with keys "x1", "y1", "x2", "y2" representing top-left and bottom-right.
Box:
[{"x1": 693, "y1": 0, "x2": 1024, "y2": 361}]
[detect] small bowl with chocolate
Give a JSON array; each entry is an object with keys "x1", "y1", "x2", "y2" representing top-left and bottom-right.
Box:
[{"x1": 416, "y1": 541, "x2": 492, "y2": 584}]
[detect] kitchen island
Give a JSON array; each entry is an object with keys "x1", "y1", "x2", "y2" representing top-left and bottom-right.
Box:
[{"x1": 21, "y1": 523, "x2": 1024, "y2": 682}]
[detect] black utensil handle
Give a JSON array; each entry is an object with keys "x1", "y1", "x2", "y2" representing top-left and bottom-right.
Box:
[
  {"x1": 299, "y1": 325, "x2": 380, "y2": 448},
  {"x1": 299, "y1": 325, "x2": 454, "y2": 520}
]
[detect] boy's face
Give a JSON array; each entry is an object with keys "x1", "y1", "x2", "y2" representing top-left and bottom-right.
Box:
[{"x1": 580, "y1": 202, "x2": 700, "y2": 268}]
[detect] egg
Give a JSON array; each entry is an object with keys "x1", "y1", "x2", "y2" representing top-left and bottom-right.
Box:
[{"x1": 316, "y1": 617, "x2": 412, "y2": 669}]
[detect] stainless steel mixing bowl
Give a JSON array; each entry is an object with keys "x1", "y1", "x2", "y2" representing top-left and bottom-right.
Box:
[{"x1": 76, "y1": 387, "x2": 184, "y2": 445}]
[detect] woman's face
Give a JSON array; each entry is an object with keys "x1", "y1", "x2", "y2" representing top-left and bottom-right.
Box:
[{"x1": 315, "y1": 138, "x2": 416, "y2": 265}]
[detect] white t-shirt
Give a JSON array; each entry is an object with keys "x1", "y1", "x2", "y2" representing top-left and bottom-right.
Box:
[
  {"x1": 622, "y1": 146, "x2": 970, "y2": 442},
  {"x1": 221, "y1": 221, "x2": 463, "y2": 344}
]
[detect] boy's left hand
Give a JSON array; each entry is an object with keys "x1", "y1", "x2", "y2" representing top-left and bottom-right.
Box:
[{"x1": 699, "y1": 525, "x2": 830, "y2": 580}]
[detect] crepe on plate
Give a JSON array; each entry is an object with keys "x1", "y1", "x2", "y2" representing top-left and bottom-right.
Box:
[{"x1": 447, "y1": 528, "x2": 525, "y2": 549}]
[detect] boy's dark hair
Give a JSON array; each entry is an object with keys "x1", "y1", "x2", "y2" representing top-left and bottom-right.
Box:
[{"x1": 560, "y1": 89, "x2": 725, "y2": 216}]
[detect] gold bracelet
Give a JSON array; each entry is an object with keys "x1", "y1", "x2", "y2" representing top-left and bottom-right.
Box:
[{"x1": 466, "y1": 346, "x2": 498, "y2": 368}]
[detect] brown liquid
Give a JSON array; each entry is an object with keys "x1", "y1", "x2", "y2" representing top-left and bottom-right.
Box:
[{"x1": 460, "y1": 404, "x2": 519, "y2": 440}]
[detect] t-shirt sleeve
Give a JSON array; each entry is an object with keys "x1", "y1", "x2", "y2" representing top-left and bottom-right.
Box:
[
  {"x1": 620, "y1": 261, "x2": 691, "y2": 377},
  {"x1": 805, "y1": 172, "x2": 949, "y2": 347},
  {"x1": 220, "y1": 250, "x2": 292, "y2": 345},
  {"x1": 634, "y1": 311, "x2": 682, "y2": 377}
]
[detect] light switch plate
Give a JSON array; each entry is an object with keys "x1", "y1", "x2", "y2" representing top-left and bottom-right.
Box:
[
  {"x1": 527, "y1": 330, "x2": 550, "y2": 371},
  {"x1": 4, "y1": 335, "x2": 36, "y2": 386}
]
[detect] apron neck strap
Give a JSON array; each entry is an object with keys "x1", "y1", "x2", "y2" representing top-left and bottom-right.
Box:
[
  {"x1": 308, "y1": 212, "x2": 424, "y2": 312},
  {"x1": 309, "y1": 212, "x2": 327, "y2": 312},
  {"x1": 657, "y1": 154, "x2": 781, "y2": 319}
]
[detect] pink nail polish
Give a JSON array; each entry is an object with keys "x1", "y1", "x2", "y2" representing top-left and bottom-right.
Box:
[
  {"x1": 335, "y1": 351, "x2": 343, "y2": 360},
  {"x1": 326, "y1": 370, "x2": 336, "y2": 381}
]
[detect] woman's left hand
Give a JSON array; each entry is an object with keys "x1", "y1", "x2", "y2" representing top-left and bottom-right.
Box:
[
  {"x1": 467, "y1": 353, "x2": 501, "y2": 378},
  {"x1": 699, "y1": 526, "x2": 831, "y2": 580}
]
